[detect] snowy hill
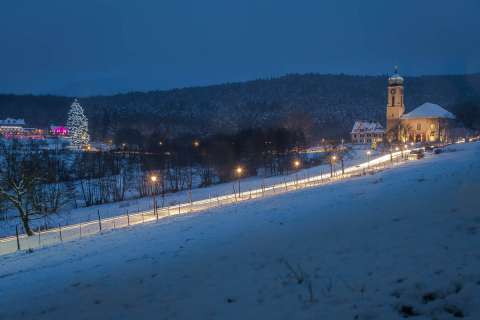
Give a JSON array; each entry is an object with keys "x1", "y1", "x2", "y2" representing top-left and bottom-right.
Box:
[{"x1": 1, "y1": 142, "x2": 480, "y2": 319}]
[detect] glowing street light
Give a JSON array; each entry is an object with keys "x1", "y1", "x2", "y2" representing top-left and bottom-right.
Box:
[
  {"x1": 366, "y1": 150, "x2": 371, "y2": 169},
  {"x1": 293, "y1": 159, "x2": 301, "y2": 169},
  {"x1": 235, "y1": 166, "x2": 244, "y2": 196},
  {"x1": 150, "y1": 175, "x2": 158, "y2": 216},
  {"x1": 330, "y1": 155, "x2": 337, "y2": 177},
  {"x1": 293, "y1": 160, "x2": 301, "y2": 184},
  {"x1": 193, "y1": 140, "x2": 200, "y2": 148}
]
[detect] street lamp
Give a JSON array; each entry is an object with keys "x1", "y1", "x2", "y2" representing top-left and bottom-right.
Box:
[
  {"x1": 330, "y1": 155, "x2": 337, "y2": 177},
  {"x1": 235, "y1": 166, "x2": 243, "y2": 197},
  {"x1": 293, "y1": 159, "x2": 301, "y2": 168},
  {"x1": 366, "y1": 150, "x2": 371, "y2": 169},
  {"x1": 150, "y1": 175, "x2": 158, "y2": 215},
  {"x1": 193, "y1": 140, "x2": 200, "y2": 148},
  {"x1": 293, "y1": 159, "x2": 301, "y2": 184}
]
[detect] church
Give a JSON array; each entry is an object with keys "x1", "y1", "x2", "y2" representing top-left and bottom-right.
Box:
[{"x1": 385, "y1": 68, "x2": 456, "y2": 143}]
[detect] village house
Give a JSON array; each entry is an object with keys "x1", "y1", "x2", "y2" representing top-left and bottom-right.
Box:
[{"x1": 350, "y1": 121, "x2": 384, "y2": 144}]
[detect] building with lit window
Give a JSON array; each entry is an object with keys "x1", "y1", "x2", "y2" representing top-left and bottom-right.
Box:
[
  {"x1": 0, "y1": 118, "x2": 25, "y2": 135},
  {"x1": 385, "y1": 68, "x2": 456, "y2": 143},
  {"x1": 351, "y1": 121, "x2": 384, "y2": 144}
]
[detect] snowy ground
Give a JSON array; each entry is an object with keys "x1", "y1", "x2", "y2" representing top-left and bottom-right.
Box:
[
  {"x1": 0, "y1": 144, "x2": 376, "y2": 237},
  {"x1": 1, "y1": 142, "x2": 479, "y2": 319}
]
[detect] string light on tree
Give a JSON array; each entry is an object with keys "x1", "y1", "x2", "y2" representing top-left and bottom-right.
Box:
[{"x1": 67, "y1": 99, "x2": 90, "y2": 149}]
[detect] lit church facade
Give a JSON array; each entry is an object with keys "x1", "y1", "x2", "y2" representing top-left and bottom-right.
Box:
[{"x1": 385, "y1": 68, "x2": 456, "y2": 143}]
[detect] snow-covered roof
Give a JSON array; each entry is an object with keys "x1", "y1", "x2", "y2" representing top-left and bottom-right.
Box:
[
  {"x1": 351, "y1": 121, "x2": 385, "y2": 134},
  {"x1": 401, "y1": 102, "x2": 455, "y2": 120},
  {"x1": 388, "y1": 66, "x2": 404, "y2": 85},
  {"x1": 388, "y1": 73, "x2": 404, "y2": 85},
  {"x1": 0, "y1": 118, "x2": 25, "y2": 126}
]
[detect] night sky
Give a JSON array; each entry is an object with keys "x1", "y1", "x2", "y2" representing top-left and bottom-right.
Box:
[{"x1": 1, "y1": 0, "x2": 479, "y2": 96}]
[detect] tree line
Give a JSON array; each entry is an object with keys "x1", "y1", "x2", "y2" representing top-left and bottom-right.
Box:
[{"x1": 0, "y1": 126, "x2": 316, "y2": 235}]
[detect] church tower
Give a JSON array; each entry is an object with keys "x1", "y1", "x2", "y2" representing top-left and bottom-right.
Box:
[{"x1": 386, "y1": 66, "x2": 405, "y2": 141}]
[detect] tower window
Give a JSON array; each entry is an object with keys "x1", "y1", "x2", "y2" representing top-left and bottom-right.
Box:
[
  {"x1": 392, "y1": 96, "x2": 395, "y2": 106},
  {"x1": 417, "y1": 123, "x2": 421, "y2": 130}
]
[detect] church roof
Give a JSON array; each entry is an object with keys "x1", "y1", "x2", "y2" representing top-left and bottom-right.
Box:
[
  {"x1": 388, "y1": 66, "x2": 404, "y2": 85},
  {"x1": 401, "y1": 102, "x2": 455, "y2": 120},
  {"x1": 351, "y1": 121, "x2": 385, "y2": 134},
  {"x1": 388, "y1": 73, "x2": 404, "y2": 85}
]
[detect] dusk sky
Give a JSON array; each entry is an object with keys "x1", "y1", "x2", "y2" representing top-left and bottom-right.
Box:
[{"x1": 1, "y1": 0, "x2": 479, "y2": 96}]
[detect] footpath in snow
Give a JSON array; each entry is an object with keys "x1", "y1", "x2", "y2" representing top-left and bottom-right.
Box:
[{"x1": 1, "y1": 142, "x2": 479, "y2": 319}]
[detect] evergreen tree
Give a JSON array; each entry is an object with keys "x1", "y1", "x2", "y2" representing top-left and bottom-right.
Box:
[{"x1": 67, "y1": 99, "x2": 90, "y2": 148}]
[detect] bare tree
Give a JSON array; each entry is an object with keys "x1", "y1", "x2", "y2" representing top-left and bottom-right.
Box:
[{"x1": 0, "y1": 141, "x2": 42, "y2": 235}]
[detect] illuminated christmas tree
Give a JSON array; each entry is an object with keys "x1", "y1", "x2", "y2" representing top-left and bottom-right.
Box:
[{"x1": 67, "y1": 99, "x2": 89, "y2": 148}]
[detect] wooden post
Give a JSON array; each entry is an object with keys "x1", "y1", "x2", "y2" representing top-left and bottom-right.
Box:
[
  {"x1": 15, "y1": 225, "x2": 20, "y2": 251},
  {"x1": 97, "y1": 210, "x2": 102, "y2": 232},
  {"x1": 127, "y1": 212, "x2": 130, "y2": 226},
  {"x1": 142, "y1": 213, "x2": 145, "y2": 223},
  {"x1": 38, "y1": 229, "x2": 41, "y2": 246},
  {"x1": 59, "y1": 224, "x2": 63, "y2": 242},
  {"x1": 80, "y1": 223, "x2": 82, "y2": 238}
]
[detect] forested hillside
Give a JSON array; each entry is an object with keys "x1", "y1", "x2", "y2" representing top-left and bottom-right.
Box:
[{"x1": 1, "y1": 73, "x2": 479, "y2": 141}]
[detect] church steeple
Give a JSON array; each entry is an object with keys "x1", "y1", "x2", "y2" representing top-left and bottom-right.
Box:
[{"x1": 386, "y1": 66, "x2": 405, "y2": 140}]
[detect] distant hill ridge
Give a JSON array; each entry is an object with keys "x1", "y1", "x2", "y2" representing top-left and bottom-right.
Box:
[{"x1": 1, "y1": 73, "x2": 479, "y2": 140}]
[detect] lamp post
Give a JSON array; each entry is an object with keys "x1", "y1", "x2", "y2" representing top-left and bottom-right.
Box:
[
  {"x1": 150, "y1": 175, "x2": 158, "y2": 215},
  {"x1": 330, "y1": 155, "x2": 337, "y2": 177},
  {"x1": 235, "y1": 166, "x2": 243, "y2": 197},
  {"x1": 293, "y1": 159, "x2": 301, "y2": 185},
  {"x1": 366, "y1": 150, "x2": 371, "y2": 170}
]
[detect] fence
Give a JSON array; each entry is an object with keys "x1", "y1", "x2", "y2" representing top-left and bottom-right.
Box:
[{"x1": 0, "y1": 149, "x2": 418, "y2": 256}]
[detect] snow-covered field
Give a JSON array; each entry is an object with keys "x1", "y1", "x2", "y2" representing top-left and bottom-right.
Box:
[{"x1": 1, "y1": 142, "x2": 479, "y2": 319}]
